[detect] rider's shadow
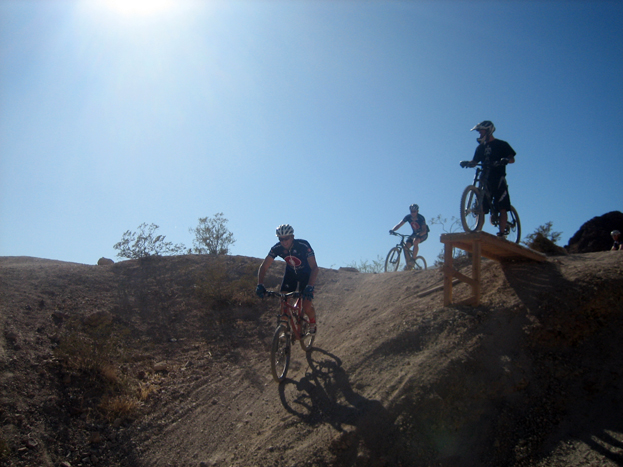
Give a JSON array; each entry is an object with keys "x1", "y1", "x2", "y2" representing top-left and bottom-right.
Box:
[{"x1": 278, "y1": 347, "x2": 393, "y2": 437}]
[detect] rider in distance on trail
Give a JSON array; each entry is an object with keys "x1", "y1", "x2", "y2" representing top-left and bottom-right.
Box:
[{"x1": 389, "y1": 204, "x2": 429, "y2": 267}]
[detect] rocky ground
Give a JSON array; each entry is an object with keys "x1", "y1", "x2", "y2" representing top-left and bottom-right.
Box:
[{"x1": 1, "y1": 249, "x2": 623, "y2": 466}]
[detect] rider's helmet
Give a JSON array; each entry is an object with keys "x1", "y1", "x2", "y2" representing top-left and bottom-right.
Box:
[
  {"x1": 612, "y1": 230, "x2": 621, "y2": 237},
  {"x1": 276, "y1": 224, "x2": 294, "y2": 237},
  {"x1": 409, "y1": 204, "x2": 419, "y2": 212},
  {"x1": 471, "y1": 120, "x2": 496, "y2": 144}
]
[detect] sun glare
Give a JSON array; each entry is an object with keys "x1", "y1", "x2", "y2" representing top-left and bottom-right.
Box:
[{"x1": 100, "y1": 0, "x2": 175, "y2": 16}]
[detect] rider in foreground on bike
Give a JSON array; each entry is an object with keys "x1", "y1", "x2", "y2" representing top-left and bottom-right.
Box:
[
  {"x1": 389, "y1": 204, "x2": 429, "y2": 267},
  {"x1": 256, "y1": 224, "x2": 319, "y2": 334},
  {"x1": 460, "y1": 120, "x2": 516, "y2": 237}
]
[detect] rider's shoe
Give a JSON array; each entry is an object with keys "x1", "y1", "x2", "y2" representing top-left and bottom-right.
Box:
[
  {"x1": 496, "y1": 227, "x2": 510, "y2": 237},
  {"x1": 490, "y1": 213, "x2": 499, "y2": 226},
  {"x1": 309, "y1": 323, "x2": 317, "y2": 335}
]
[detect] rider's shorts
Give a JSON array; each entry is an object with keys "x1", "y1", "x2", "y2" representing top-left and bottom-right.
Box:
[
  {"x1": 485, "y1": 175, "x2": 511, "y2": 213},
  {"x1": 280, "y1": 268, "x2": 311, "y2": 294},
  {"x1": 407, "y1": 232, "x2": 428, "y2": 244}
]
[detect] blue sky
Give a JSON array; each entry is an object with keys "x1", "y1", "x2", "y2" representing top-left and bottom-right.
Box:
[{"x1": 1, "y1": 0, "x2": 622, "y2": 269}]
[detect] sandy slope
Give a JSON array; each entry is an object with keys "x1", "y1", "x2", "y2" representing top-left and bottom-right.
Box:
[{"x1": 1, "y1": 252, "x2": 623, "y2": 466}]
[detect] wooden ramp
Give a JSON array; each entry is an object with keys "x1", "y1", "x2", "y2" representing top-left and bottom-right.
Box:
[{"x1": 437, "y1": 231, "x2": 546, "y2": 306}]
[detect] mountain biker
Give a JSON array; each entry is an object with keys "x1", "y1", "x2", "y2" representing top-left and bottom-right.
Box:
[
  {"x1": 612, "y1": 230, "x2": 622, "y2": 251},
  {"x1": 256, "y1": 224, "x2": 319, "y2": 333},
  {"x1": 389, "y1": 204, "x2": 429, "y2": 266},
  {"x1": 460, "y1": 120, "x2": 516, "y2": 237}
]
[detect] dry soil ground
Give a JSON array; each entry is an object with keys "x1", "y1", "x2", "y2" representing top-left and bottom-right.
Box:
[{"x1": 1, "y1": 250, "x2": 623, "y2": 467}]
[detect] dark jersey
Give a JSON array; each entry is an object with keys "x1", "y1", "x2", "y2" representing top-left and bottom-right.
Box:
[
  {"x1": 402, "y1": 213, "x2": 428, "y2": 235},
  {"x1": 473, "y1": 138, "x2": 516, "y2": 178},
  {"x1": 268, "y1": 239, "x2": 315, "y2": 273}
]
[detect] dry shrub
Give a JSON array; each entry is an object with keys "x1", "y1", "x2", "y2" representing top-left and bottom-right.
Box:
[
  {"x1": 0, "y1": 437, "x2": 9, "y2": 459},
  {"x1": 100, "y1": 363, "x2": 119, "y2": 385},
  {"x1": 137, "y1": 382, "x2": 156, "y2": 401},
  {"x1": 99, "y1": 395, "x2": 139, "y2": 422},
  {"x1": 54, "y1": 318, "x2": 144, "y2": 424},
  {"x1": 525, "y1": 232, "x2": 568, "y2": 256},
  {"x1": 195, "y1": 259, "x2": 257, "y2": 308}
]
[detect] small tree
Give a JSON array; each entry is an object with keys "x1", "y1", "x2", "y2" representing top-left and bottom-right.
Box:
[
  {"x1": 189, "y1": 213, "x2": 235, "y2": 255},
  {"x1": 522, "y1": 221, "x2": 562, "y2": 246},
  {"x1": 345, "y1": 255, "x2": 385, "y2": 273},
  {"x1": 429, "y1": 215, "x2": 468, "y2": 267},
  {"x1": 522, "y1": 222, "x2": 566, "y2": 255},
  {"x1": 113, "y1": 223, "x2": 186, "y2": 259}
]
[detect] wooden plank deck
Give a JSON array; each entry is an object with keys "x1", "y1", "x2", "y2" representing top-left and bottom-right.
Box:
[{"x1": 437, "y1": 231, "x2": 546, "y2": 306}]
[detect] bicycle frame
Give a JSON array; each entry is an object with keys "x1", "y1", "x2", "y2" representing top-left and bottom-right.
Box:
[
  {"x1": 266, "y1": 291, "x2": 305, "y2": 341},
  {"x1": 385, "y1": 232, "x2": 427, "y2": 272},
  {"x1": 393, "y1": 233, "x2": 415, "y2": 265},
  {"x1": 460, "y1": 162, "x2": 521, "y2": 243},
  {"x1": 472, "y1": 164, "x2": 494, "y2": 215},
  {"x1": 265, "y1": 290, "x2": 315, "y2": 382}
]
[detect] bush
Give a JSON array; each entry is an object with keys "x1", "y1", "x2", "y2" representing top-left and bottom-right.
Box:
[
  {"x1": 345, "y1": 255, "x2": 385, "y2": 273},
  {"x1": 189, "y1": 213, "x2": 236, "y2": 255},
  {"x1": 194, "y1": 258, "x2": 257, "y2": 308},
  {"x1": 429, "y1": 214, "x2": 466, "y2": 267},
  {"x1": 114, "y1": 223, "x2": 186, "y2": 259},
  {"x1": 522, "y1": 221, "x2": 562, "y2": 246},
  {"x1": 522, "y1": 222, "x2": 567, "y2": 255}
]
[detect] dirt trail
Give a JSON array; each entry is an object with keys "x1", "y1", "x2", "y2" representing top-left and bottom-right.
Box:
[{"x1": 1, "y1": 252, "x2": 623, "y2": 466}]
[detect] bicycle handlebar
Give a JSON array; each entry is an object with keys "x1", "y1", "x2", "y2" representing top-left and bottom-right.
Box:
[
  {"x1": 461, "y1": 159, "x2": 508, "y2": 169},
  {"x1": 265, "y1": 291, "x2": 301, "y2": 299},
  {"x1": 389, "y1": 231, "x2": 410, "y2": 239}
]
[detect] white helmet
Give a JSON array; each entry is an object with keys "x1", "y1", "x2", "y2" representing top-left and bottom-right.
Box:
[
  {"x1": 471, "y1": 120, "x2": 496, "y2": 144},
  {"x1": 276, "y1": 224, "x2": 294, "y2": 237},
  {"x1": 612, "y1": 230, "x2": 621, "y2": 237}
]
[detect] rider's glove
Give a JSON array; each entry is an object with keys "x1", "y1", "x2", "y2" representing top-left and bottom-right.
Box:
[
  {"x1": 389, "y1": 230, "x2": 395, "y2": 235},
  {"x1": 302, "y1": 285, "x2": 314, "y2": 301},
  {"x1": 460, "y1": 160, "x2": 472, "y2": 168},
  {"x1": 255, "y1": 284, "x2": 266, "y2": 299}
]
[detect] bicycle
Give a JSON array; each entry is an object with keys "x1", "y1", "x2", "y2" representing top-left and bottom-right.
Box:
[
  {"x1": 460, "y1": 161, "x2": 521, "y2": 243},
  {"x1": 265, "y1": 291, "x2": 315, "y2": 383},
  {"x1": 385, "y1": 232, "x2": 427, "y2": 272}
]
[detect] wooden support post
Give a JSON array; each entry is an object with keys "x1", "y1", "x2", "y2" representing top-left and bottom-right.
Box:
[
  {"x1": 443, "y1": 243, "x2": 453, "y2": 306},
  {"x1": 472, "y1": 240, "x2": 481, "y2": 305},
  {"x1": 439, "y1": 231, "x2": 545, "y2": 307}
]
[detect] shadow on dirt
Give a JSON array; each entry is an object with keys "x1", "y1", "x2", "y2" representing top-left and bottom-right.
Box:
[
  {"x1": 502, "y1": 259, "x2": 623, "y2": 466},
  {"x1": 278, "y1": 347, "x2": 401, "y2": 466}
]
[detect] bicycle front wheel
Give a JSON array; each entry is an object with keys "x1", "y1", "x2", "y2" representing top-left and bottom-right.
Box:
[
  {"x1": 460, "y1": 185, "x2": 485, "y2": 232},
  {"x1": 385, "y1": 247, "x2": 402, "y2": 272},
  {"x1": 506, "y1": 206, "x2": 521, "y2": 244},
  {"x1": 270, "y1": 324, "x2": 290, "y2": 383},
  {"x1": 413, "y1": 256, "x2": 427, "y2": 271},
  {"x1": 299, "y1": 316, "x2": 315, "y2": 352}
]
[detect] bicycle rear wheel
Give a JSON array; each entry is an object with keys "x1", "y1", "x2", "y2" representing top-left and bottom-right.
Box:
[
  {"x1": 270, "y1": 323, "x2": 290, "y2": 383},
  {"x1": 413, "y1": 256, "x2": 427, "y2": 271},
  {"x1": 506, "y1": 206, "x2": 521, "y2": 244},
  {"x1": 460, "y1": 185, "x2": 484, "y2": 232},
  {"x1": 299, "y1": 316, "x2": 315, "y2": 352},
  {"x1": 385, "y1": 247, "x2": 402, "y2": 272}
]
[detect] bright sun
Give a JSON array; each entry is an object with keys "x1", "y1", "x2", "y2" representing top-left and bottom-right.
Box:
[{"x1": 100, "y1": 0, "x2": 175, "y2": 16}]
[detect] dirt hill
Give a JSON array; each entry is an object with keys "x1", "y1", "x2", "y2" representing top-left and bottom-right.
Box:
[{"x1": 1, "y1": 251, "x2": 623, "y2": 467}]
